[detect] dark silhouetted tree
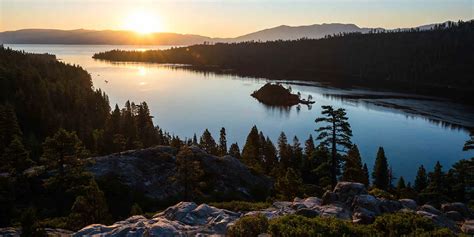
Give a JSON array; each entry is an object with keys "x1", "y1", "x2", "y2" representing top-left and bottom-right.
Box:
[
  {"x1": 342, "y1": 145, "x2": 365, "y2": 184},
  {"x1": 199, "y1": 129, "x2": 217, "y2": 155},
  {"x1": 2, "y1": 136, "x2": 34, "y2": 174},
  {"x1": 276, "y1": 168, "x2": 304, "y2": 200},
  {"x1": 176, "y1": 146, "x2": 204, "y2": 201},
  {"x1": 229, "y1": 143, "x2": 241, "y2": 159},
  {"x1": 242, "y1": 126, "x2": 263, "y2": 172},
  {"x1": 372, "y1": 147, "x2": 389, "y2": 190},
  {"x1": 68, "y1": 179, "x2": 110, "y2": 230},
  {"x1": 464, "y1": 131, "x2": 474, "y2": 151},
  {"x1": 315, "y1": 105, "x2": 352, "y2": 187},
  {"x1": 278, "y1": 132, "x2": 291, "y2": 171},
  {"x1": 218, "y1": 127, "x2": 227, "y2": 156},
  {"x1": 414, "y1": 165, "x2": 428, "y2": 192},
  {"x1": 263, "y1": 137, "x2": 278, "y2": 174},
  {"x1": 130, "y1": 203, "x2": 143, "y2": 216},
  {"x1": 362, "y1": 163, "x2": 370, "y2": 187},
  {"x1": 291, "y1": 136, "x2": 303, "y2": 170}
]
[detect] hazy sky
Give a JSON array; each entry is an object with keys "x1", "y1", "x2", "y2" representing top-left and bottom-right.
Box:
[{"x1": 1, "y1": 0, "x2": 473, "y2": 37}]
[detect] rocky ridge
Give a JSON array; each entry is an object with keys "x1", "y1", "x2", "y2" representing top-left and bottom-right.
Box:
[
  {"x1": 1, "y1": 182, "x2": 472, "y2": 236},
  {"x1": 11, "y1": 181, "x2": 467, "y2": 236},
  {"x1": 87, "y1": 145, "x2": 272, "y2": 201}
]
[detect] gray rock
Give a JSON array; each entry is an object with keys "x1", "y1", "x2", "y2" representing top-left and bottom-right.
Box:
[
  {"x1": 0, "y1": 227, "x2": 19, "y2": 237},
  {"x1": 419, "y1": 204, "x2": 443, "y2": 216},
  {"x1": 441, "y1": 202, "x2": 471, "y2": 219},
  {"x1": 302, "y1": 197, "x2": 322, "y2": 207},
  {"x1": 74, "y1": 202, "x2": 240, "y2": 236},
  {"x1": 416, "y1": 210, "x2": 457, "y2": 231},
  {"x1": 295, "y1": 208, "x2": 320, "y2": 218},
  {"x1": 379, "y1": 199, "x2": 402, "y2": 213},
  {"x1": 461, "y1": 220, "x2": 474, "y2": 234},
  {"x1": 0, "y1": 227, "x2": 73, "y2": 237},
  {"x1": 317, "y1": 204, "x2": 352, "y2": 220},
  {"x1": 321, "y1": 191, "x2": 338, "y2": 205},
  {"x1": 445, "y1": 211, "x2": 464, "y2": 222},
  {"x1": 399, "y1": 199, "x2": 417, "y2": 210},
  {"x1": 352, "y1": 207, "x2": 377, "y2": 224},
  {"x1": 332, "y1": 182, "x2": 367, "y2": 205},
  {"x1": 352, "y1": 195, "x2": 381, "y2": 215}
]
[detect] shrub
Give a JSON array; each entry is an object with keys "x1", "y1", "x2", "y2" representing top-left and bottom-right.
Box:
[
  {"x1": 228, "y1": 214, "x2": 269, "y2": 237},
  {"x1": 369, "y1": 188, "x2": 395, "y2": 199},
  {"x1": 371, "y1": 212, "x2": 438, "y2": 236},
  {"x1": 268, "y1": 215, "x2": 372, "y2": 237},
  {"x1": 209, "y1": 201, "x2": 270, "y2": 212}
]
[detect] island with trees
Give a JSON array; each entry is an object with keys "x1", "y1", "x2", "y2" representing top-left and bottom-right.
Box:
[
  {"x1": 1, "y1": 47, "x2": 474, "y2": 236},
  {"x1": 251, "y1": 83, "x2": 314, "y2": 106}
]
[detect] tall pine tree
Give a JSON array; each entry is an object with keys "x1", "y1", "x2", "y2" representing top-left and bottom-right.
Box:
[
  {"x1": 218, "y1": 127, "x2": 227, "y2": 156},
  {"x1": 315, "y1": 105, "x2": 353, "y2": 187},
  {"x1": 199, "y1": 129, "x2": 218, "y2": 155},
  {"x1": 414, "y1": 165, "x2": 428, "y2": 192},
  {"x1": 342, "y1": 145, "x2": 365, "y2": 184},
  {"x1": 372, "y1": 147, "x2": 390, "y2": 190}
]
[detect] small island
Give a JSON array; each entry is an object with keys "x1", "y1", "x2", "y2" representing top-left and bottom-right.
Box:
[{"x1": 251, "y1": 83, "x2": 315, "y2": 106}]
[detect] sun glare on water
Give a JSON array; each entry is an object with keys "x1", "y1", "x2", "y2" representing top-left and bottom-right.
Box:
[{"x1": 124, "y1": 10, "x2": 162, "y2": 34}]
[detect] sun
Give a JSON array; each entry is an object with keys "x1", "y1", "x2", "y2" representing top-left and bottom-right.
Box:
[{"x1": 124, "y1": 10, "x2": 162, "y2": 34}]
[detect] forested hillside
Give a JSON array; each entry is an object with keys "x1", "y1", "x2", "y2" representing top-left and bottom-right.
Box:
[
  {"x1": 0, "y1": 47, "x2": 173, "y2": 158},
  {"x1": 94, "y1": 21, "x2": 474, "y2": 102}
]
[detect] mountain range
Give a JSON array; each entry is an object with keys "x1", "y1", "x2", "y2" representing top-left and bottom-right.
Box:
[{"x1": 0, "y1": 22, "x2": 448, "y2": 45}]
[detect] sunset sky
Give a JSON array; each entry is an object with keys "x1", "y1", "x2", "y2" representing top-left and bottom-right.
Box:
[{"x1": 1, "y1": 0, "x2": 473, "y2": 37}]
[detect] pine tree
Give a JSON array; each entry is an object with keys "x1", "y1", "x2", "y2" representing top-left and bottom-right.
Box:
[
  {"x1": 362, "y1": 163, "x2": 370, "y2": 186},
  {"x1": 425, "y1": 161, "x2": 447, "y2": 198},
  {"x1": 241, "y1": 126, "x2": 263, "y2": 171},
  {"x1": 372, "y1": 147, "x2": 390, "y2": 190},
  {"x1": 341, "y1": 145, "x2": 365, "y2": 184},
  {"x1": 291, "y1": 136, "x2": 303, "y2": 170},
  {"x1": 414, "y1": 165, "x2": 428, "y2": 192},
  {"x1": 68, "y1": 179, "x2": 110, "y2": 230},
  {"x1": 276, "y1": 168, "x2": 304, "y2": 200},
  {"x1": 130, "y1": 203, "x2": 143, "y2": 216},
  {"x1": 464, "y1": 130, "x2": 474, "y2": 151},
  {"x1": 304, "y1": 134, "x2": 315, "y2": 158},
  {"x1": 199, "y1": 129, "x2": 217, "y2": 155},
  {"x1": 447, "y1": 158, "x2": 474, "y2": 203},
  {"x1": 135, "y1": 102, "x2": 156, "y2": 147},
  {"x1": 229, "y1": 143, "x2": 241, "y2": 159},
  {"x1": 2, "y1": 136, "x2": 34, "y2": 174},
  {"x1": 218, "y1": 127, "x2": 227, "y2": 156},
  {"x1": 263, "y1": 137, "x2": 278, "y2": 174},
  {"x1": 397, "y1": 176, "x2": 406, "y2": 192},
  {"x1": 315, "y1": 105, "x2": 353, "y2": 187},
  {"x1": 278, "y1": 132, "x2": 291, "y2": 170},
  {"x1": 312, "y1": 145, "x2": 333, "y2": 192},
  {"x1": 0, "y1": 104, "x2": 23, "y2": 153},
  {"x1": 192, "y1": 133, "x2": 198, "y2": 145},
  {"x1": 41, "y1": 129, "x2": 89, "y2": 178},
  {"x1": 176, "y1": 146, "x2": 204, "y2": 201}
]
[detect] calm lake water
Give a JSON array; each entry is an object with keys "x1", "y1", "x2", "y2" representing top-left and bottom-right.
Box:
[{"x1": 7, "y1": 44, "x2": 474, "y2": 182}]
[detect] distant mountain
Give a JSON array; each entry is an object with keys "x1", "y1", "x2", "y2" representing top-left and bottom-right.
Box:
[
  {"x1": 0, "y1": 29, "x2": 212, "y2": 45},
  {"x1": 0, "y1": 21, "x2": 456, "y2": 45},
  {"x1": 227, "y1": 23, "x2": 380, "y2": 42}
]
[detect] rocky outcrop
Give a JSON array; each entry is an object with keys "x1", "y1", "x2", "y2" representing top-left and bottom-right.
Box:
[
  {"x1": 462, "y1": 220, "x2": 474, "y2": 234},
  {"x1": 0, "y1": 227, "x2": 73, "y2": 237},
  {"x1": 87, "y1": 146, "x2": 272, "y2": 201},
  {"x1": 4, "y1": 182, "x2": 473, "y2": 236},
  {"x1": 74, "y1": 202, "x2": 241, "y2": 236}
]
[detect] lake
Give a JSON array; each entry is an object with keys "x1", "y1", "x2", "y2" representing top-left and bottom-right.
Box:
[{"x1": 6, "y1": 44, "x2": 474, "y2": 182}]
